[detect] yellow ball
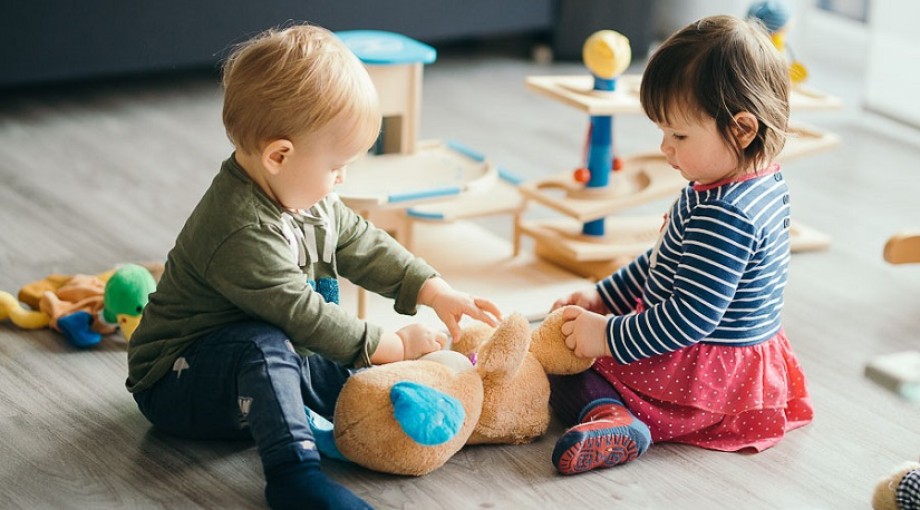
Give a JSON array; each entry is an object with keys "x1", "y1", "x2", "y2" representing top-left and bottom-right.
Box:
[{"x1": 582, "y1": 30, "x2": 631, "y2": 79}]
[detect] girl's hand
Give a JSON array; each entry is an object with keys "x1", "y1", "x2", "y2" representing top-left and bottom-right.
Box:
[
  {"x1": 560, "y1": 306, "x2": 611, "y2": 359},
  {"x1": 396, "y1": 323, "x2": 448, "y2": 360},
  {"x1": 418, "y1": 277, "x2": 502, "y2": 341},
  {"x1": 552, "y1": 288, "x2": 606, "y2": 314}
]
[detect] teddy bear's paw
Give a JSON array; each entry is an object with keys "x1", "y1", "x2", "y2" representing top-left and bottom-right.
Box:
[
  {"x1": 532, "y1": 306, "x2": 595, "y2": 375},
  {"x1": 391, "y1": 381, "x2": 466, "y2": 446}
]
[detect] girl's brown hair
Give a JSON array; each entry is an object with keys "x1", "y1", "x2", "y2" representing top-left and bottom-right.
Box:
[
  {"x1": 640, "y1": 15, "x2": 790, "y2": 173},
  {"x1": 221, "y1": 24, "x2": 381, "y2": 155}
]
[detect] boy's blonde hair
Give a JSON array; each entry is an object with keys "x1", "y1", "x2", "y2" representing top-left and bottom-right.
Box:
[
  {"x1": 640, "y1": 15, "x2": 789, "y2": 173},
  {"x1": 222, "y1": 24, "x2": 381, "y2": 154}
]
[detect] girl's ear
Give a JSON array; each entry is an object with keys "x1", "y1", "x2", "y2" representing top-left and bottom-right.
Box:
[
  {"x1": 261, "y1": 139, "x2": 294, "y2": 176},
  {"x1": 731, "y1": 112, "x2": 759, "y2": 149}
]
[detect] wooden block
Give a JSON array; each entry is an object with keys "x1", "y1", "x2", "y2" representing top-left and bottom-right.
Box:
[
  {"x1": 865, "y1": 351, "x2": 920, "y2": 402},
  {"x1": 884, "y1": 231, "x2": 920, "y2": 264}
]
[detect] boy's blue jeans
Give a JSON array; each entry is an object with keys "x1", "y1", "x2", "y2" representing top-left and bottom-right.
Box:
[{"x1": 133, "y1": 321, "x2": 356, "y2": 475}]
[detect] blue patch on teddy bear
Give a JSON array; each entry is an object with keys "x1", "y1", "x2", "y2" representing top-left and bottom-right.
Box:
[{"x1": 390, "y1": 381, "x2": 465, "y2": 446}]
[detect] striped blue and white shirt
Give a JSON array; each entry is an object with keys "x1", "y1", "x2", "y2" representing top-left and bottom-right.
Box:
[{"x1": 597, "y1": 165, "x2": 791, "y2": 364}]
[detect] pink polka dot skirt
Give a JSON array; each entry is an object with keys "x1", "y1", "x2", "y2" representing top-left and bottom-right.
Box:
[{"x1": 592, "y1": 330, "x2": 813, "y2": 452}]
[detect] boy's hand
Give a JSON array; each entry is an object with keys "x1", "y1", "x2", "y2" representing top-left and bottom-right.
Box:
[
  {"x1": 552, "y1": 288, "x2": 606, "y2": 314},
  {"x1": 396, "y1": 323, "x2": 448, "y2": 360},
  {"x1": 418, "y1": 277, "x2": 502, "y2": 341},
  {"x1": 560, "y1": 306, "x2": 611, "y2": 359}
]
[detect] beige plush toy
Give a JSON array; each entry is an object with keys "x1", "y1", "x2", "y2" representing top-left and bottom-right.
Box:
[
  {"x1": 332, "y1": 306, "x2": 592, "y2": 476},
  {"x1": 454, "y1": 307, "x2": 594, "y2": 445},
  {"x1": 333, "y1": 350, "x2": 484, "y2": 476},
  {"x1": 872, "y1": 461, "x2": 920, "y2": 510}
]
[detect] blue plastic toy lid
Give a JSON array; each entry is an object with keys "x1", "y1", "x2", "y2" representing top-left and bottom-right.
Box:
[{"x1": 337, "y1": 30, "x2": 437, "y2": 65}]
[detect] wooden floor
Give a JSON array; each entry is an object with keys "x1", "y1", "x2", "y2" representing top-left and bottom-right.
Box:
[{"x1": 2, "y1": 29, "x2": 920, "y2": 510}]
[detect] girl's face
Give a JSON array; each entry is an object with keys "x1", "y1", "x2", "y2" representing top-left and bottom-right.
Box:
[{"x1": 655, "y1": 112, "x2": 740, "y2": 186}]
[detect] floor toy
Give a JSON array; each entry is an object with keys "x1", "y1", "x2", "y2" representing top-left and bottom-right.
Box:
[
  {"x1": 0, "y1": 263, "x2": 157, "y2": 347},
  {"x1": 332, "y1": 308, "x2": 590, "y2": 476}
]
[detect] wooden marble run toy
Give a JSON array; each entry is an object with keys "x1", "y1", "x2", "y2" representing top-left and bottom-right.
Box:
[{"x1": 518, "y1": 29, "x2": 842, "y2": 280}]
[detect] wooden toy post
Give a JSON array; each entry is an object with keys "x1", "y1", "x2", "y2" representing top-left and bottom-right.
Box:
[{"x1": 579, "y1": 30, "x2": 631, "y2": 237}]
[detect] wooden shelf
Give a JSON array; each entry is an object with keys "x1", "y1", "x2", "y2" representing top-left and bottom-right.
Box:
[
  {"x1": 517, "y1": 122, "x2": 838, "y2": 227},
  {"x1": 780, "y1": 123, "x2": 841, "y2": 163},
  {"x1": 518, "y1": 153, "x2": 685, "y2": 224},
  {"x1": 337, "y1": 139, "x2": 497, "y2": 211},
  {"x1": 525, "y1": 74, "x2": 843, "y2": 116},
  {"x1": 405, "y1": 174, "x2": 525, "y2": 223},
  {"x1": 517, "y1": 215, "x2": 830, "y2": 281}
]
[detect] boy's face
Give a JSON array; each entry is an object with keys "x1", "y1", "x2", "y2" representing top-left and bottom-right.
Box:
[
  {"x1": 655, "y1": 112, "x2": 739, "y2": 186},
  {"x1": 270, "y1": 117, "x2": 370, "y2": 211}
]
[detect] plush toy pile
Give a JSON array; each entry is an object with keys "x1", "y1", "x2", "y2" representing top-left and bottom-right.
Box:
[
  {"x1": 332, "y1": 306, "x2": 593, "y2": 476},
  {"x1": 0, "y1": 263, "x2": 159, "y2": 347}
]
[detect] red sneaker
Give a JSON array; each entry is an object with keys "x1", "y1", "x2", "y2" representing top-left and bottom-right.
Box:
[{"x1": 552, "y1": 403, "x2": 651, "y2": 475}]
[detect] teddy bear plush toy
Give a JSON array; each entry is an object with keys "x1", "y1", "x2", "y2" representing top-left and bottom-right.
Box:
[{"x1": 331, "y1": 306, "x2": 593, "y2": 476}]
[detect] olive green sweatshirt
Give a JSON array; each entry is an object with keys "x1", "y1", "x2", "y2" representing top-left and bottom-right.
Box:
[{"x1": 126, "y1": 155, "x2": 437, "y2": 393}]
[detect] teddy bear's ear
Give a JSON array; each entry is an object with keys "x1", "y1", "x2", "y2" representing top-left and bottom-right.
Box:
[
  {"x1": 531, "y1": 306, "x2": 595, "y2": 375},
  {"x1": 475, "y1": 314, "x2": 531, "y2": 379},
  {"x1": 451, "y1": 322, "x2": 494, "y2": 356}
]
